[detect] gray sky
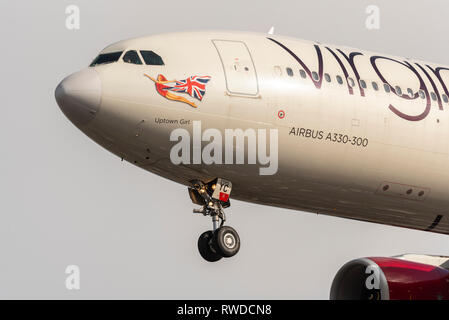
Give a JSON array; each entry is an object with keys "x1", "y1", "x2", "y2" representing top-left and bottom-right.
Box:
[{"x1": 2, "y1": 0, "x2": 449, "y2": 299}]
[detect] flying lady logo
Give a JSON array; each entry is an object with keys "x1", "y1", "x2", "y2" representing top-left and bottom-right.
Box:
[{"x1": 144, "y1": 73, "x2": 211, "y2": 108}]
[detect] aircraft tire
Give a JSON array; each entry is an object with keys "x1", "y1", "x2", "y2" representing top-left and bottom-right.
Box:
[
  {"x1": 197, "y1": 230, "x2": 222, "y2": 262},
  {"x1": 213, "y1": 226, "x2": 240, "y2": 258}
]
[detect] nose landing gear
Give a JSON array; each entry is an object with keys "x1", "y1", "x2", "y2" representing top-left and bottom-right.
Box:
[{"x1": 189, "y1": 178, "x2": 240, "y2": 262}]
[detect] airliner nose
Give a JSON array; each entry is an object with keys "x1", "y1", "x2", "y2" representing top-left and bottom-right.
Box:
[{"x1": 55, "y1": 68, "x2": 101, "y2": 126}]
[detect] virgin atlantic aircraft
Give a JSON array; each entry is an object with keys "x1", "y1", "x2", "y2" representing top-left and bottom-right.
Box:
[{"x1": 55, "y1": 31, "x2": 449, "y2": 300}]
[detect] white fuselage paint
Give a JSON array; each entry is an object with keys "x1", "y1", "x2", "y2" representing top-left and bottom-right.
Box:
[{"x1": 65, "y1": 31, "x2": 449, "y2": 235}]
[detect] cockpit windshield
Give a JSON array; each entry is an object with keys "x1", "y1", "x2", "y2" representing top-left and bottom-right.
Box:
[
  {"x1": 123, "y1": 50, "x2": 142, "y2": 65},
  {"x1": 140, "y1": 50, "x2": 164, "y2": 65},
  {"x1": 89, "y1": 49, "x2": 165, "y2": 67},
  {"x1": 90, "y1": 51, "x2": 123, "y2": 67}
]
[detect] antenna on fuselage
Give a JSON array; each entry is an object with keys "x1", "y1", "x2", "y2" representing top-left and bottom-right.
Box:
[{"x1": 268, "y1": 26, "x2": 275, "y2": 35}]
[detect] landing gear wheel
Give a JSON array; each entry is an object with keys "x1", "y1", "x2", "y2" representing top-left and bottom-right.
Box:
[
  {"x1": 198, "y1": 231, "x2": 222, "y2": 262},
  {"x1": 191, "y1": 179, "x2": 240, "y2": 261},
  {"x1": 213, "y1": 226, "x2": 240, "y2": 258}
]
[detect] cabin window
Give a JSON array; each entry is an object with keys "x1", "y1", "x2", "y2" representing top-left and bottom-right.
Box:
[
  {"x1": 286, "y1": 67, "x2": 294, "y2": 77},
  {"x1": 443, "y1": 94, "x2": 449, "y2": 103},
  {"x1": 431, "y1": 92, "x2": 437, "y2": 101},
  {"x1": 395, "y1": 86, "x2": 402, "y2": 96},
  {"x1": 383, "y1": 83, "x2": 391, "y2": 93},
  {"x1": 324, "y1": 73, "x2": 331, "y2": 82},
  {"x1": 123, "y1": 50, "x2": 142, "y2": 65},
  {"x1": 299, "y1": 69, "x2": 307, "y2": 79},
  {"x1": 372, "y1": 81, "x2": 379, "y2": 91},
  {"x1": 348, "y1": 77, "x2": 355, "y2": 87},
  {"x1": 418, "y1": 90, "x2": 426, "y2": 99},
  {"x1": 360, "y1": 79, "x2": 367, "y2": 89},
  {"x1": 140, "y1": 50, "x2": 164, "y2": 65},
  {"x1": 312, "y1": 71, "x2": 320, "y2": 81},
  {"x1": 89, "y1": 51, "x2": 123, "y2": 67},
  {"x1": 336, "y1": 75, "x2": 343, "y2": 85},
  {"x1": 407, "y1": 88, "x2": 414, "y2": 98}
]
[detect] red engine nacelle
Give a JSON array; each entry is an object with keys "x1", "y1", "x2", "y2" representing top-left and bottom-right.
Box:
[{"x1": 330, "y1": 257, "x2": 449, "y2": 300}]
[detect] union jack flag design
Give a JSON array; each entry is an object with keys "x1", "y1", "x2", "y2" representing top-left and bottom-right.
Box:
[{"x1": 169, "y1": 76, "x2": 211, "y2": 101}]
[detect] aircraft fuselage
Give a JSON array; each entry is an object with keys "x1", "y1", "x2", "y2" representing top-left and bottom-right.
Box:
[{"x1": 55, "y1": 31, "x2": 449, "y2": 235}]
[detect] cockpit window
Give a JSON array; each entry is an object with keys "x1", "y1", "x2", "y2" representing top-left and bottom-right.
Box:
[
  {"x1": 90, "y1": 51, "x2": 123, "y2": 67},
  {"x1": 140, "y1": 50, "x2": 164, "y2": 65},
  {"x1": 123, "y1": 50, "x2": 142, "y2": 65}
]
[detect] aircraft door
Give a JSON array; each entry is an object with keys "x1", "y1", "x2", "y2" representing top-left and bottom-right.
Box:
[{"x1": 212, "y1": 40, "x2": 259, "y2": 96}]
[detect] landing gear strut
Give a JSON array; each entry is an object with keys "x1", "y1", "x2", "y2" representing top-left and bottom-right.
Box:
[{"x1": 189, "y1": 178, "x2": 240, "y2": 262}]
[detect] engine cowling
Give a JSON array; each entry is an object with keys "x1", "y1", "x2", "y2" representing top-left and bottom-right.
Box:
[{"x1": 330, "y1": 256, "x2": 449, "y2": 300}]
